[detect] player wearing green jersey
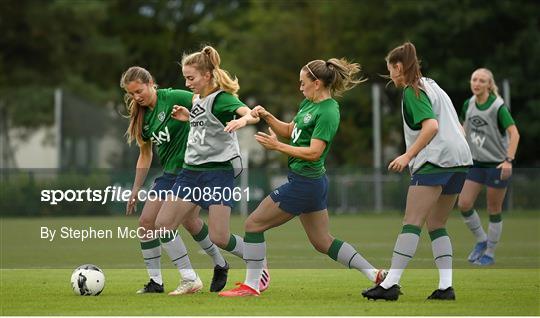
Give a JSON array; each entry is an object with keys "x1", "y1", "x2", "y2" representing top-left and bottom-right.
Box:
[
  {"x1": 457, "y1": 68, "x2": 520, "y2": 266},
  {"x1": 155, "y1": 46, "x2": 268, "y2": 292},
  {"x1": 363, "y1": 42, "x2": 472, "y2": 301},
  {"x1": 121, "y1": 66, "x2": 229, "y2": 295},
  {"x1": 219, "y1": 58, "x2": 386, "y2": 297}
]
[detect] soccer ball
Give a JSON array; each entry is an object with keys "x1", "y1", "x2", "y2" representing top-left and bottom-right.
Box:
[{"x1": 70, "y1": 264, "x2": 105, "y2": 296}]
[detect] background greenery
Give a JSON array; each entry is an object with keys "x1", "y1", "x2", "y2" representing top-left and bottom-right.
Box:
[{"x1": 1, "y1": 0, "x2": 539, "y2": 168}]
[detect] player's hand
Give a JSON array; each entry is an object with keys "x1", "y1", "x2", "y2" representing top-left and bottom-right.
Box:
[
  {"x1": 388, "y1": 153, "x2": 411, "y2": 173},
  {"x1": 171, "y1": 105, "x2": 189, "y2": 121},
  {"x1": 126, "y1": 191, "x2": 138, "y2": 215},
  {"x1": 224, "y1": 118, "x2": 246, "y2": 133},
  {"x1": 497, "y1": 161, "x2": 513, "y2": 180},
  {"x1": 251, "y1": 105, "x2": 269, "y2": 119},
  {"x1": 255, "y1": 127, "x2": 279, "y2": 150}
]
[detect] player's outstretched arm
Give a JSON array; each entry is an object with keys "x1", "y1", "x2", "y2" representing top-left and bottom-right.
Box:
[
  {"x1": 224, "y1": 106, "x2": 260, "y2": 132},
  {"x1": 256, "y1": 128, "x2": 325, "y2": 162},
  {"x1": 251, "y1": 105, "x2": 293, "y2": 139}
]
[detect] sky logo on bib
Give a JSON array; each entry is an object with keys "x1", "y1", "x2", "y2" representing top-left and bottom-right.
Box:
[
  {"x1": 157, "y1": 111, "x2": 166, "y2": 122},
  {"x1": 189, "y1": 129, "x2": 206, "y2": 145},
  {"x1": 190, "y1": 103, "x2": 206, "y2": 119},
  {"x1": 470, "y1": 130, "x2": 486, "y2": 148},
  {"x1": 469, "y1": 115, "x2": 488, "y2": 128},
  {"x1": 303, "y1": 113, "x2": 312, "y2": 124}
]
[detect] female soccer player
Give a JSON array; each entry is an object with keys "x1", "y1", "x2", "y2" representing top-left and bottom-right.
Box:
[
  {"x1": 155, "y1": 46, "x2": 269, "y2": 293},
  {"x1": 121, "y1": 66, "x2": 229, "y2": 295},
  {"x1": 362, "y1": 42, "x2": 472, "y2": 301},
  {"x1": 457, "y1": 68, "x2": 520, "y2": 266},
  {"x1": 218, "y1": 58, "x2": 387, "y2": 297}
]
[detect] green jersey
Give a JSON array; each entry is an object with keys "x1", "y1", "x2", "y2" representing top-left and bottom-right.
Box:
[
  {"x1": 403, "y1": 86, "x2": 468, "y2": 174},
  {"x1": 183, "y1": 92, "x2": 245, "y2": 171},
  {"x1": 288, "y1": 98, "x2": 340, "y2": 178},
  {"x1": 141, "y1": 88, "x2": 193, "y2": 174}
]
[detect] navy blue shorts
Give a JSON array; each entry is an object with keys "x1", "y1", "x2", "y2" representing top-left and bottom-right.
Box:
[
  {"x1": 410, "y1": 172, "x2": 467, "y2": 195},
  {"x1": 150, "y1": 172, "x2": 177, "y2": 200},
  {"x1": 172, "y1": 169, "x2": 235, "y2": 210},
  {"x1": 269, "y1": 171, "x2": 328, "y2": 216},
  {"x1": 466, "y1": 166, "x2": 510, "y2": 188}
]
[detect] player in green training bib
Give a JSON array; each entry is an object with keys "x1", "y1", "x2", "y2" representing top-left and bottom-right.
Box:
[
  {"x1": 457, "y1": 68, "x2": 520, "y2": 266},
  {"x1": 219, "y1": 58, "x2": 386, "y2": 297},
  {"x1": 363, "y1": 42, "x2": 472, "y2": 302},
  {"x1": 121, "y1": 66, "x2": 229, "y2": 295}
]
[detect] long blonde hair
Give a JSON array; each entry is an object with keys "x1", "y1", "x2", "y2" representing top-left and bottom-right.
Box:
[
  {"x1": 473, "y1": 68, "x2": 500, "y2": 97},
  {"x1": 303, "y1": 58, "x2": 366, "y2": 97},
  {"x1": 119, "y1": 66, "x2": 155, "y2": 147},
  {"x1": 181, "y1": 46, "x2": 240, "y2": 96}
]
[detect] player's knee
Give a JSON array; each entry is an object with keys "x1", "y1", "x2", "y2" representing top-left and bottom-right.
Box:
[
  {"x1": 154, "y1": 218, "x2": 172, "y2": 231},
  {"x1": 139, "y1": 216, "x2": 155, "y2": 230}
]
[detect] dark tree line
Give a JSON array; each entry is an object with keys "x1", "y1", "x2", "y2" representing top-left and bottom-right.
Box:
[{"x1": 1, "y1": 0, "x2": 538, "y2": 167}]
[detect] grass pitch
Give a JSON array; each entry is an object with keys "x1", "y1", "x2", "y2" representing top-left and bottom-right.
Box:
[{"x1": 1, "y1": 212, "x2": 539, "y2": 315}]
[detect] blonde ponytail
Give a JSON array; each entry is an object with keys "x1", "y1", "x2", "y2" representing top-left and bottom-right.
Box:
[{"x1": 182, "y1": 45, "x2": 240, "y2": 96}]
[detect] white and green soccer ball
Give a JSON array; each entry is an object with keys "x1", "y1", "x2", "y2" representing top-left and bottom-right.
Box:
[{"x1": 70, "y1": 264, "x2": 105, "y2": 296}]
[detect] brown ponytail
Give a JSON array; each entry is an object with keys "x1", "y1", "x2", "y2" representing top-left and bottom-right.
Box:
[
  {"x1": 385, "y1": 42, "x2": 423, "y2": 96},
  {"x1": 302, "y1": 58, "x2": 366, "y2": 96}
]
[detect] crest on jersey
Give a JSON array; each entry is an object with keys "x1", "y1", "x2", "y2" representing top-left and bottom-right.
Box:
[
  {"x1": 190, "y1": 103, "x2": 206, "y2": 119},
  {"x1": 303, "y1": 113, "x2": 312, "y2": 124},
  {"x1": 158, "y1": 111, "x2": 166, "y2": 122},
  {"x1": 143, "y1": 125, "x2": 149, "y2": 131}
]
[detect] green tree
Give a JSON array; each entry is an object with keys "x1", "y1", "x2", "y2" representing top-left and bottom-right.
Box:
[
  {"x1": 2, "y1": 0, "x2": 538, "y2": 167},
  {"x1": 0, "y1": 0, "x2": 124, "y2": 127}
]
